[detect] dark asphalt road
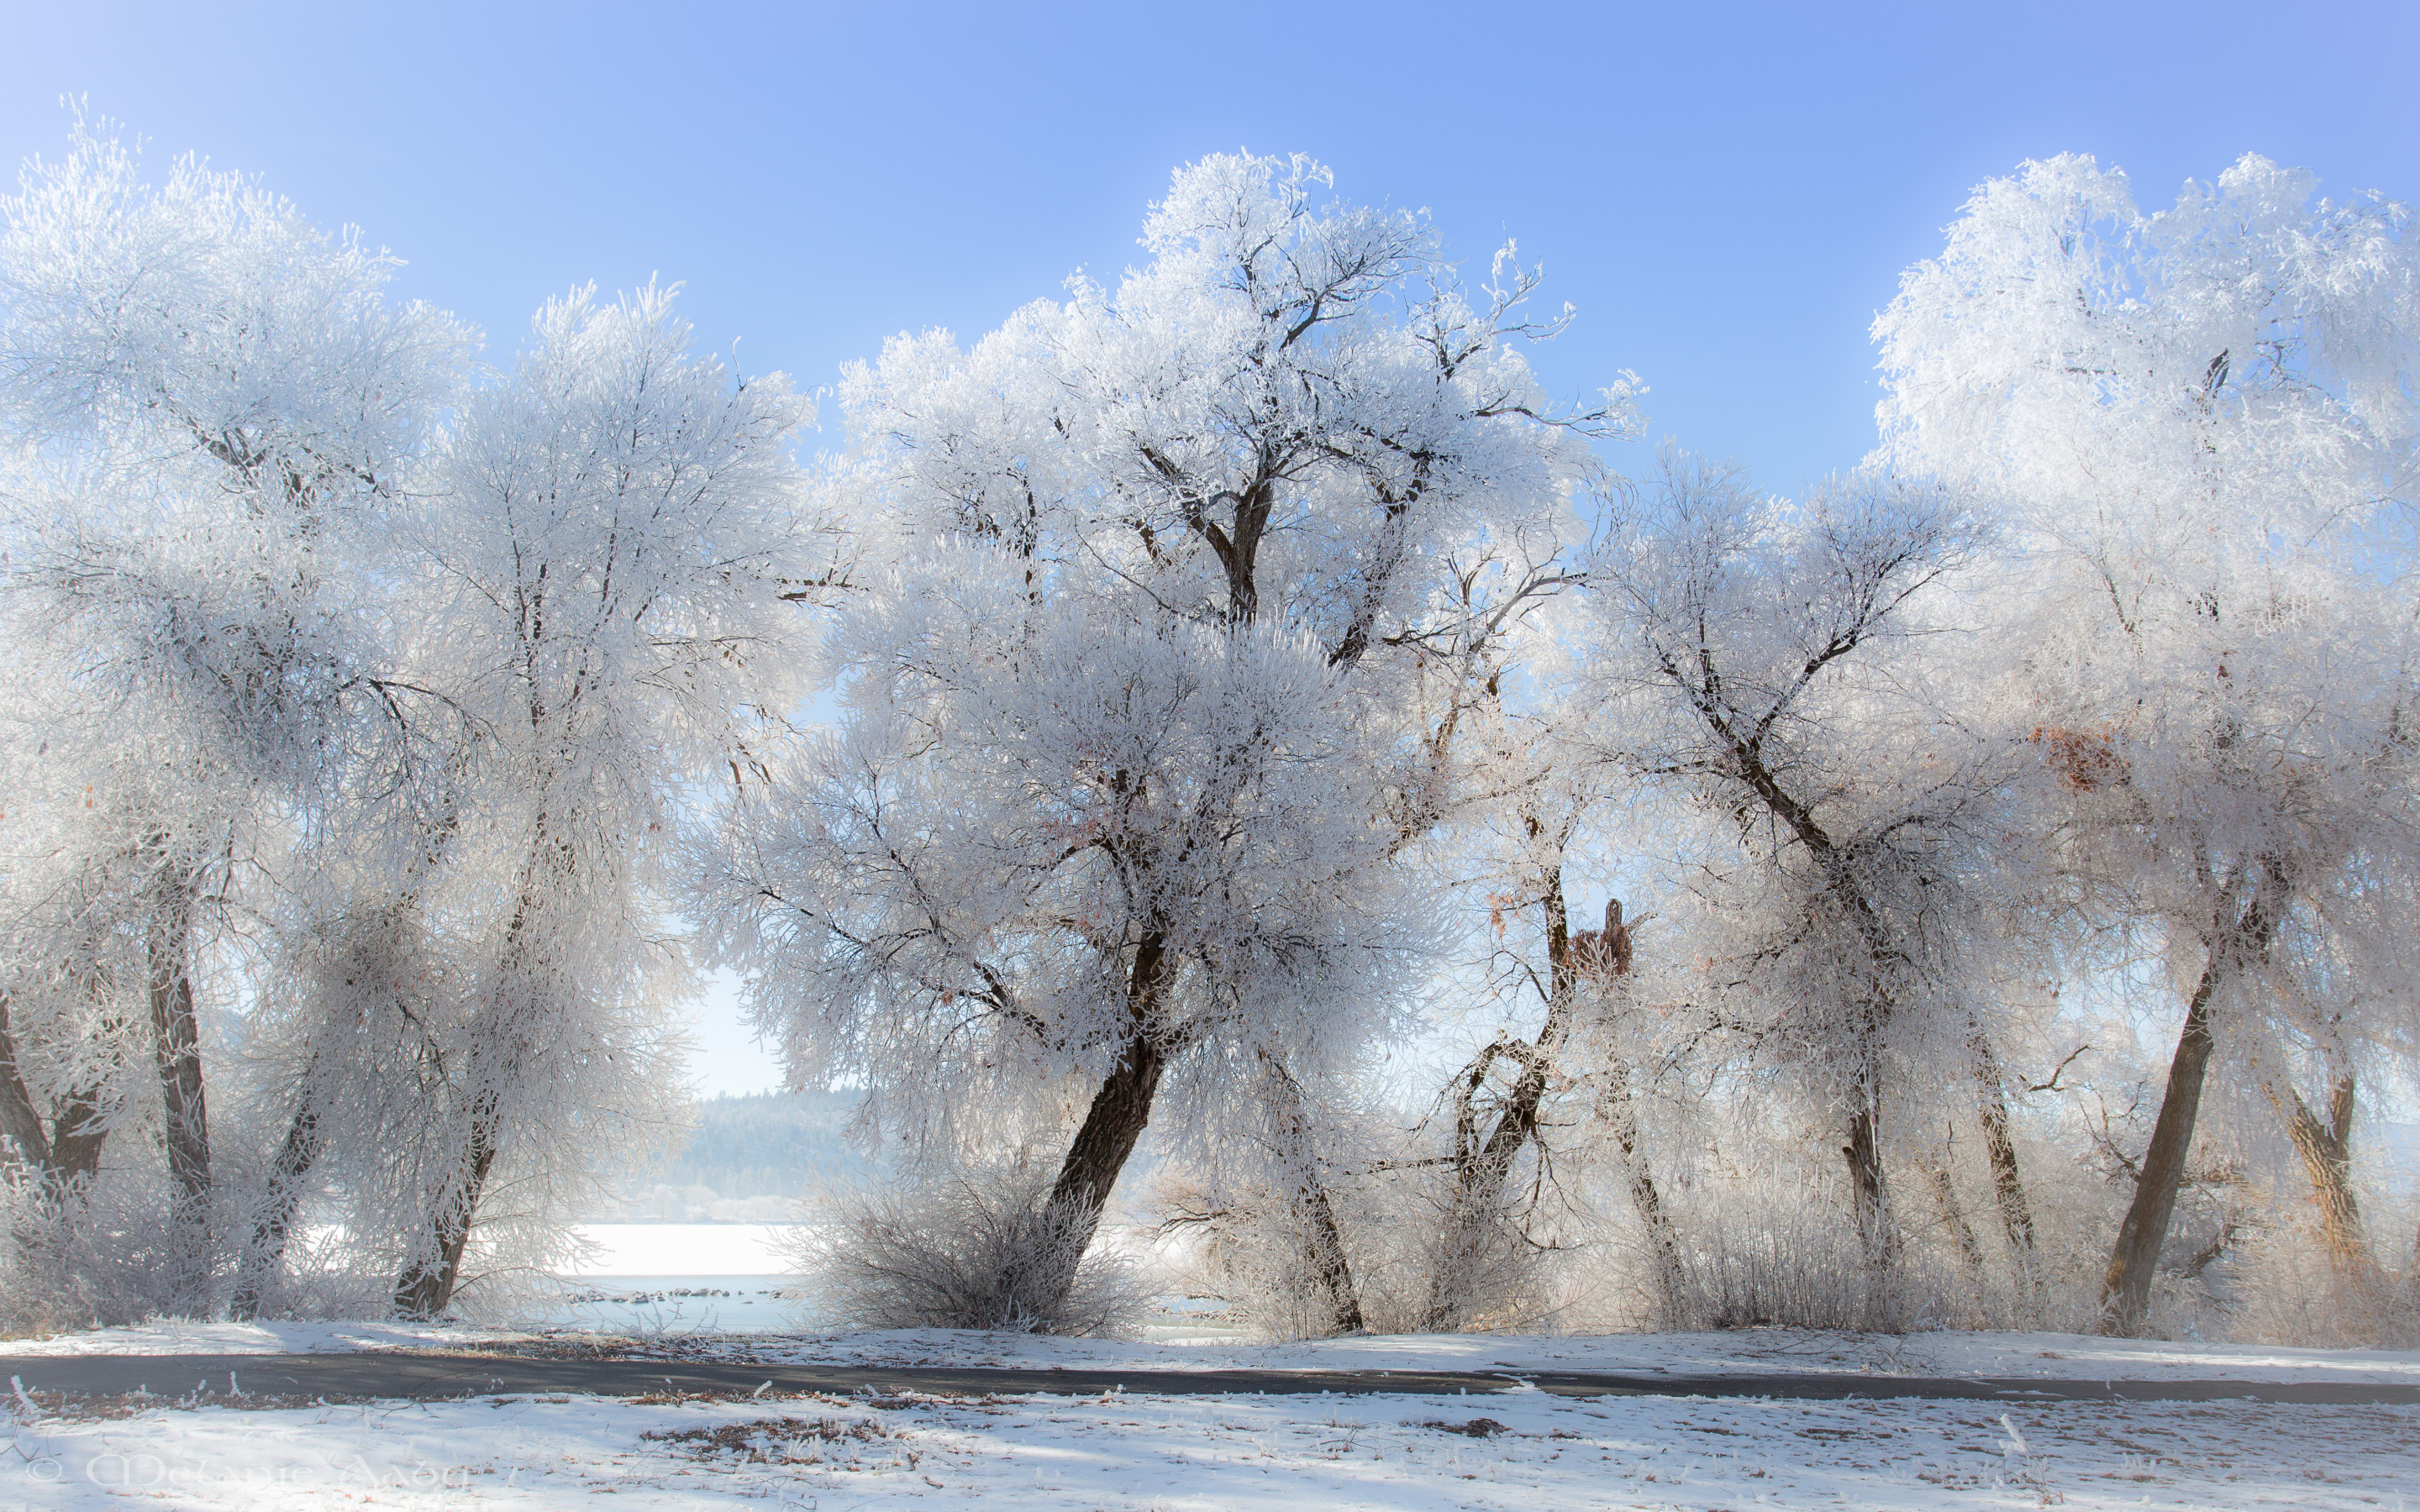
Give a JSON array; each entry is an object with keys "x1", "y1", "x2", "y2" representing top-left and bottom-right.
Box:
[{"x1": 5, "y1": 1353, "x2": 2416, "y2": 1405}]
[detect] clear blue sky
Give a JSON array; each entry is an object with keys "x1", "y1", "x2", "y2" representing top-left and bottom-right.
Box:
[{"x1": 14, "y1": 0, "x2": 2416, "y2": 1093}]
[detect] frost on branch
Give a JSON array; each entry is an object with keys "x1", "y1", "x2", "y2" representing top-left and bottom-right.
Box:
[
  {"x1": 694, "y1": 150, "x2": 1626, "y2": 1331},
  {"x1": 1876, "y1": 152, "x2": 2420, "y2": 1336},
  {"x1": 0, "y1": 117, "x2": 471, "y2": 1320}
]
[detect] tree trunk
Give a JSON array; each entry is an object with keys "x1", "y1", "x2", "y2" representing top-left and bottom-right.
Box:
[
  {"x1": 1730, "y1": 746, "x2": 1908, "y2": 1261},
  {"x1": 1, "y1": 990, "x2": 119, "y2": 1200},
  {"x1": 1425, "y1": 1031, "x2": 1564, "y2": 1330},
  {"x1": 1292, "y1": 1174, "x2": 1364, "y2": 1336},
  {"x1": 46, "y1": 1084, "x2": 111, "y2": 1192},
  {"x1": 0, "y1": 991, "x2": 51, "y2": 1179},
  {"x1": 2275, "y1": 1072, "x2": 2375, "y2": 1285},
  {"x1": 0, "y1": 998, "x2": 120, "y2": 1278},
  {"x1": 1040, "y1": 1036, "x2": 1165, "y2": 1243},
  {"x1": 146, "y1": 875, "x2": 213, "y2": 1309},
  {"x1": 1970, "y1": 1034, "x2": 2035, "y2": 1257},
  {"x1": 1260, "y1": 1053, "x2": 1364, "y2": 1336},
  {"x1": 1601, "y1": 1070, "x2": 1686, "y2": 1327},
  {"x1": 394, "y1": 858, "x2": 547, "y2": 1320},
  {"x1": 394, "y1": 1085, "x2": 498, "y2": 1319},
  {"x1": 231, "y1": 1088, "x2": 321, "y2": 1320},
  {"x1": 1038, "y1": 932, "x2": 1173, "y2": 1302},
  {"x1": 1923, "y1": 1156, "x2": 1986, "y2": 1276},
  {"x1": 1843, "y1": 1085, "x2": 1892, "y2": 1265},
  {"x1": 2099, "y1": 864, "x2": 2288, "y2": 1336},
  {"x1": 1421, "y1": 862, "x2": 1614, "y2": 1331},
  {"x1": 1423, "y1": 1036, "x2": 1532, "y2": 1331},
  {"x1": 0, "y1": 1004, "x2": 60, "y2": 1271}
]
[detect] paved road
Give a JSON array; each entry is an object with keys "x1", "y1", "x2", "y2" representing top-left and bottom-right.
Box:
[{"x1": 5, "y1": 1353, "x2": 2415, "y2": 1405}]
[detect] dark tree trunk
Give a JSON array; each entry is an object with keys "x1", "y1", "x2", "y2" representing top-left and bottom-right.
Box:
[
  {"x1": 1, "y1": 990, "x2": 121, "y2": 1200},
  {"x1": 395, "y1": 858, "x2": 549, "y2": 1320},
  {"x1": 2276, "y1": 1072, "x2": 2374, "y2": 1285},
  {"x1": 1843, "y1": 1089, "x2": 1892, "y2": 1264},
  {"x1": 2097, "y1": 980, "x2": 2217, "y2": 1333},
  {"x1": 1293, "y1": 1176, "x2": 1364, "y2": 1336},
  {"x1": 1037, "y1": 932, "x2": 1173, "y2": 1305},
  {"x1": 1043, "y1": 1036, "x2": 1167, "y2": 1239},
  {"x1": 1970, "y1": 1034, "x2": 2036, "y2": 1257},
  {"x1": 0, "y1": 992, "x2": 51, "y2": 1179},
  {"x1": 2099, "y1": 864, "x2": 2288, "y2": 1335},
  {"x1": 1423, "y1": 1036, "x2": 1549, "y2": 1331},
  {"x1": 1730, "y1": 747, "x2": 1907, "y2": 1260},
  {"x1": 0, "y1": 1001, "x2": 119, "y2": 1272},
  {"x1": 1421, "y1": 861, "x2": 1595, "y2": 1331},
  {"x1": 0, "y1": 1005, "x2": 60, "y2": 1269},
  {"x1": 146, "y1": 877, "x2": 214, "y2": 1307},
  {"x1": 47, "y1": 1084, "x2": 111, "y2": 1190},
  {"x1": 1424, "y1": 845, "x2": 1641, "y2": 1331},
  {"x1": 394, "y1": 1086, "x2": 498, "y2": 1319}
]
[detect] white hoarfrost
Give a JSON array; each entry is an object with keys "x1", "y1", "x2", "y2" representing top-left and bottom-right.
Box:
[
  {"x1": 692, "y1": 151, "x2": 1639, "y2": 1331},
  {"x1": 0, "y1": 123, "x2": 824, "y2": 1327},
  {"x1": 0, "y1": 118, "x2": 472, "y2": 1325},
  {"x1": 1873, "y1": 151, "x2": 2420, "y2": 1332}
]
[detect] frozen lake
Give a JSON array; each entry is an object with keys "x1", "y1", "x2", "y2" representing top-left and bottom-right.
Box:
[
  {"x1": 532, "y1": 1224, "x2": 812, "y2": 1333},
  {"x1": 561, "y1": 1221, "x2": 807, "y2": 1278},
  {"x1": 526, "y1": 1277, "x2": 811, "y2": 1334}
]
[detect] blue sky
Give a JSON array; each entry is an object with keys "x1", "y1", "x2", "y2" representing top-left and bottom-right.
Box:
[{"x1": 13, "y1": 0, "x2": 2416, "y2": 1094}]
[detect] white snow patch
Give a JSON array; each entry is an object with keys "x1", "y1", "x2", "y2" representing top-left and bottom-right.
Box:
[
  {"x1": 3, "y1": 1383, "x2": 2411, "y2": 1510},
  {"x1": 11, "y1": 1319, "x2": 2419, "y2": 1388},
  {"x1": 0, "y1": 1319, "x2": 532, "y2": 1357},
  {"x1": 715, "y1": 1325, "x2": 2420, "y2": 1383}
]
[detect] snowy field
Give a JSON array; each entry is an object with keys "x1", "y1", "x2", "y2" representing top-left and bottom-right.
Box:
[
  {"x1": 5, "y1": 1377, "x2": 2413, "y2": 1509},
  {"x1": 11, "y1": 1314, "x2": 2420, "y2": 1389},
  {"x1": 8, "y1": 1219, "x2": 2414, "y2": 1509},
  {"x1": 8, "y1": 1313, "x2": 2417, "y2": 1508}
]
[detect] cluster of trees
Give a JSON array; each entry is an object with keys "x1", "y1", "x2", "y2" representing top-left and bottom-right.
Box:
[
  {"x1": 0, "y1": 123, "x2": 835, "y2": 1323},
  {"x1": 3, "y1": 132, "x2": 2414, "y2": 1341}
]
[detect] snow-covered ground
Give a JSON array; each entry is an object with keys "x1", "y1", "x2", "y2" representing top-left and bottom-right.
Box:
[
  {"x1": 11, "y1": 1306, "x2": 2417, "y2": 1509},
  {"x1": 5, "y1": 1378, "x2": 2412, "y2": 1509},
  {"x1": 9, "y1": 1316, "x2": 2420, "y2": 1388},
  {"x1": 680, "y1": 1324, "x2": 2420, "y2": 1385},
  {"x1": 0, "y1": 1318, "x2": 529, "y2": 1358}
]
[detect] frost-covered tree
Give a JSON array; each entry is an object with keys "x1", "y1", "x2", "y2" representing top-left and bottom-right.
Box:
[
  {"x1": 227, "y1": 761, "x2": 476, "y2": 1319},
  {"x1": 375, "y1": 283, "x2": 816, "y2": 1316},
  {"x1": 0, "y1": 732, "x2": 150, "y2": 1221},
  {"x1": 0, "y1": 121, "x2": 468, "y2": 1310},
  {"x1": 1875, "y1": 153, "x2": 2420, "y2": 1332},
  {"x1": 1414, "y1": 752, "x2": 1660, "y2": 1332},
  {"x1": 0, "y1": 123, "x2": 827, "y2": 1324},
  {"x1": 697, "y1": 153, "x2": 1637, "y2": 1326},
  {"x1": 1578, "y1": 453, "x2": 2028, "y2": 1264}
]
